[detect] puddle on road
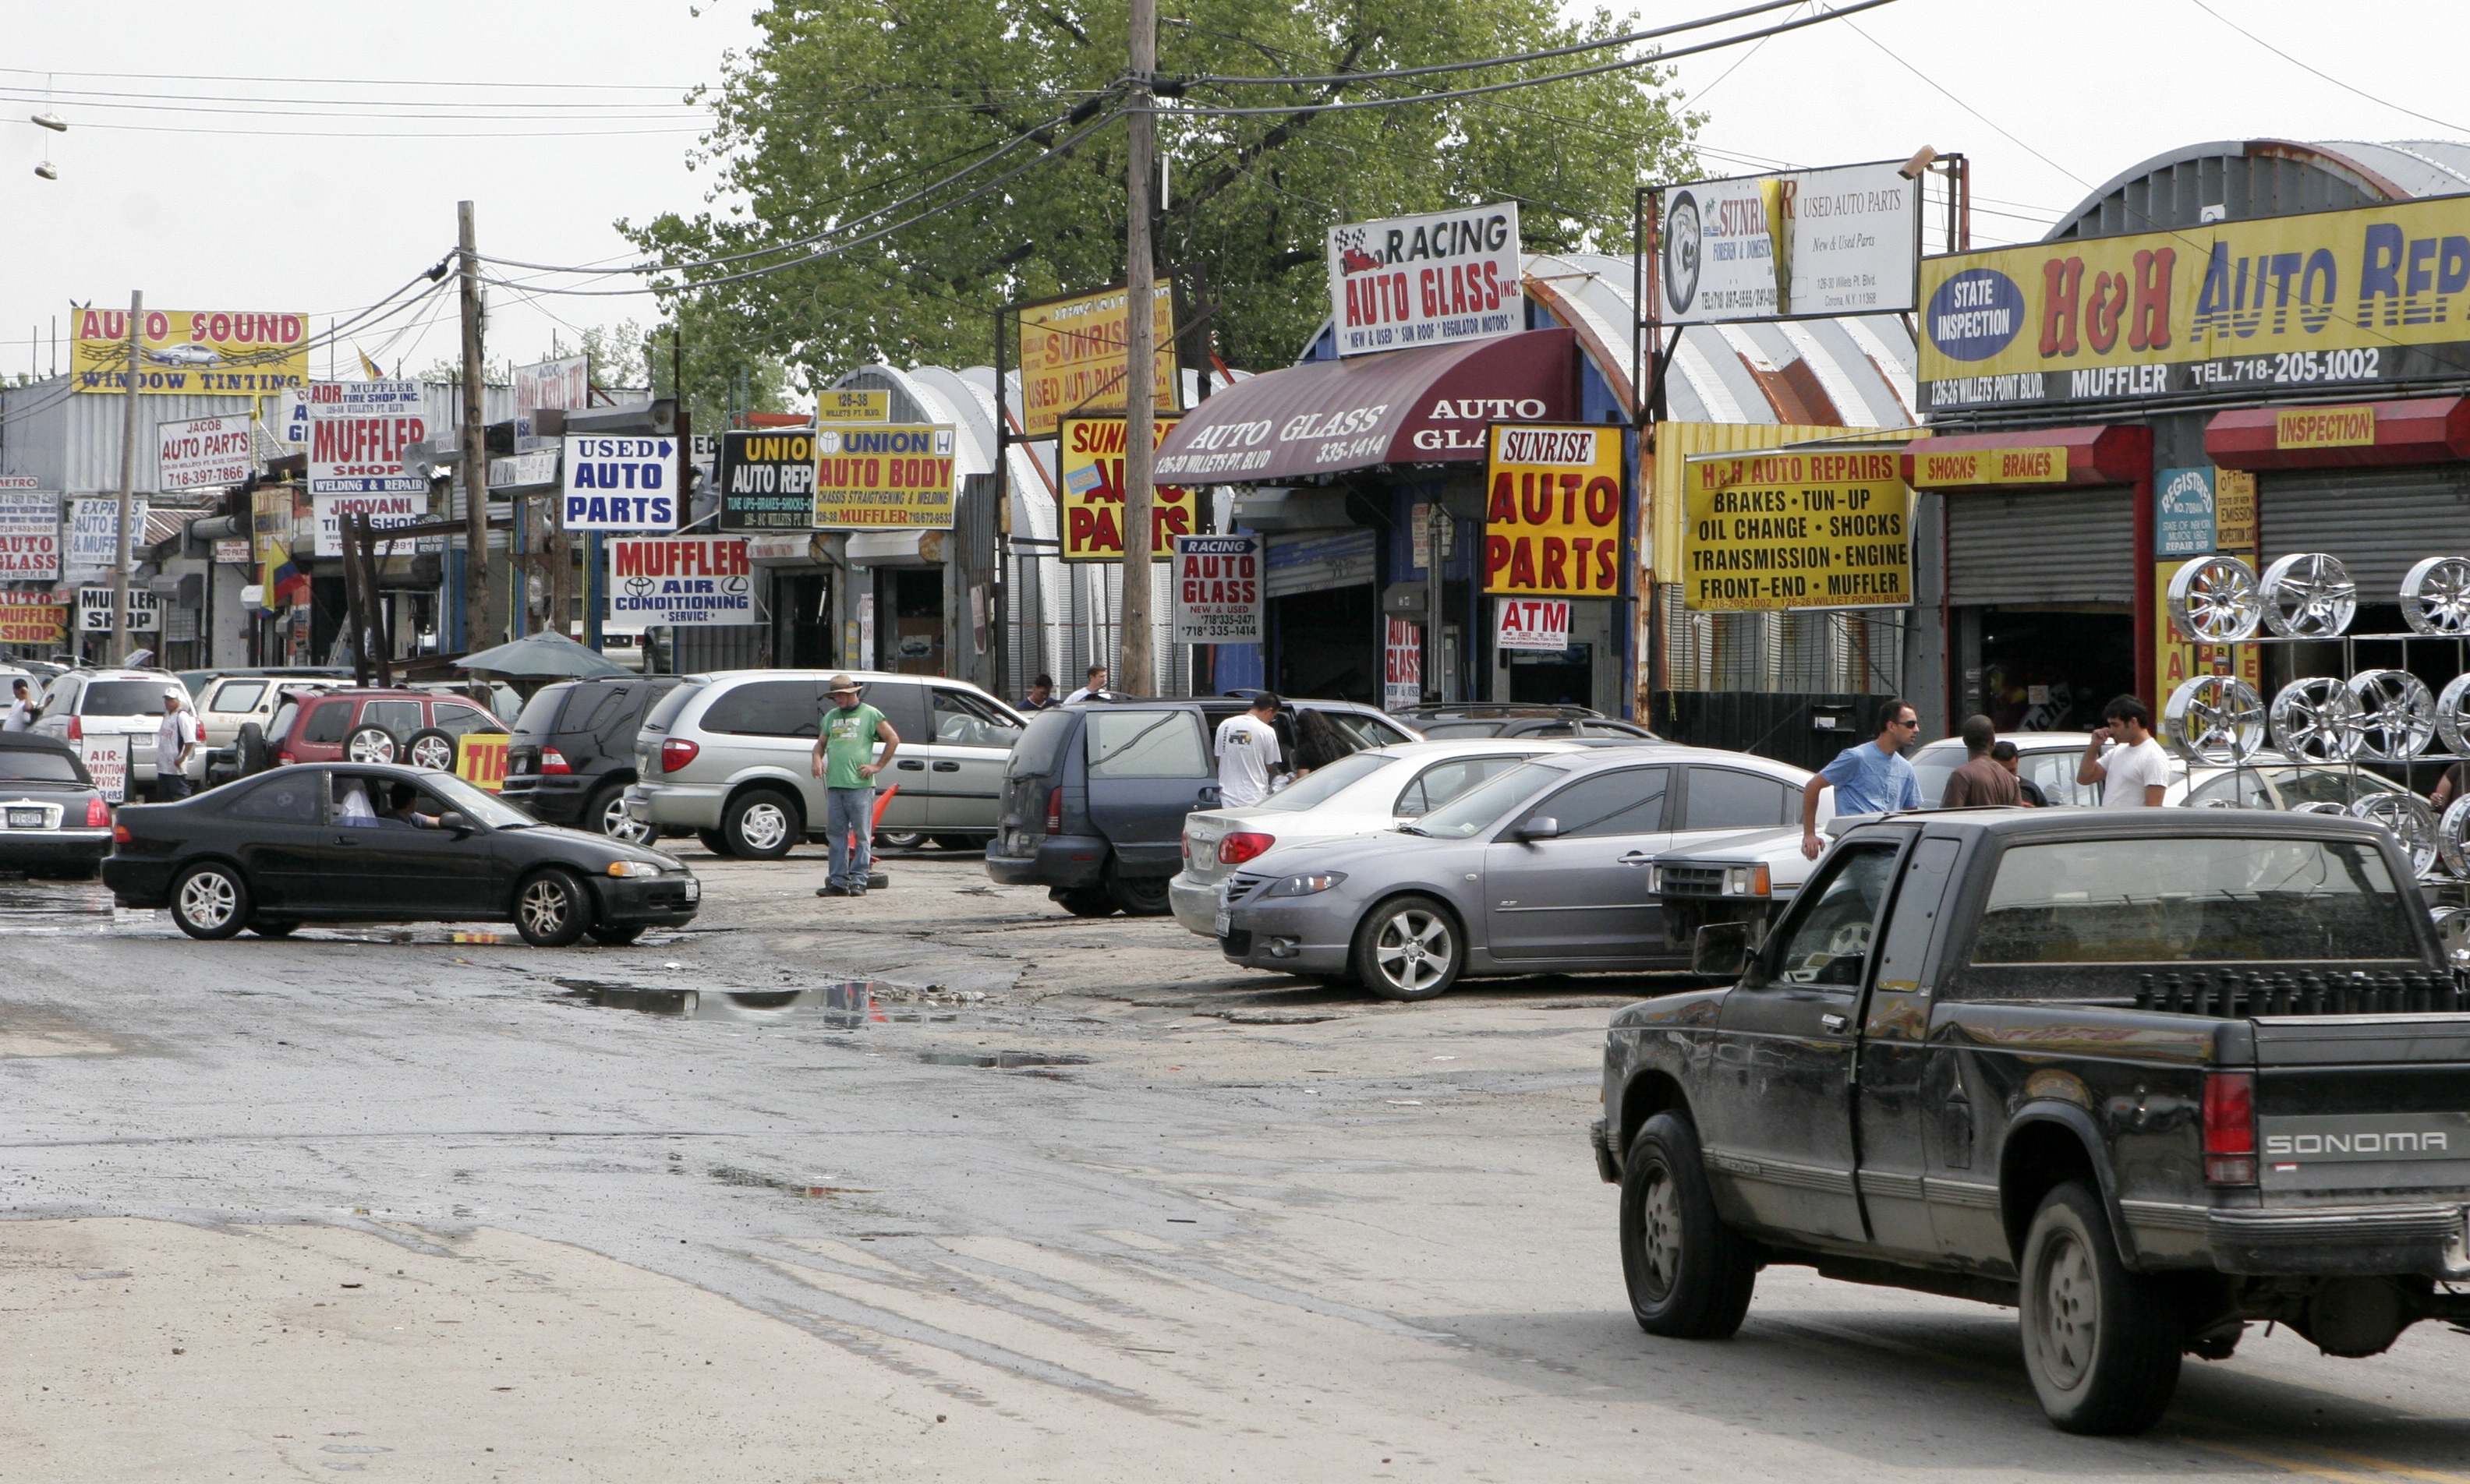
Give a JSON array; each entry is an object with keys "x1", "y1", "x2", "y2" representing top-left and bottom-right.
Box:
[
  {"x1": 557, "y1": 979, "x2": 978, "y2": 1028},
  {"x1": 917, "y1": 1050, "x2": 1091, "y2": 1068}
]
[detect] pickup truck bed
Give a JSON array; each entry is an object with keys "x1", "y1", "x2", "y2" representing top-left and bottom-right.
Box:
[{"x1": 1593, "y1": 808, "x2": 2470, "y2": 1436}]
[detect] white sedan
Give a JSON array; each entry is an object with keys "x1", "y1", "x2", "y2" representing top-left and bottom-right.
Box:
[{"x1": 1167, "y1": 739, "x2": 1601, "y2": 936}]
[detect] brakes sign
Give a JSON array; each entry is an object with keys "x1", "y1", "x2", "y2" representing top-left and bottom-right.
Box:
[{"x1": 561, "y1": 435, "x2": 678, "y2": 531}]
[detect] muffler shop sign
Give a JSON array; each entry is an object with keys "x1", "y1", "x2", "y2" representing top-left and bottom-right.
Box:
[
  {"x1": 562, "y1": 436, "x2": 679, "y2": 531},
  {"x1": 1483, "y1": 423, "x2": 1624, "y2": 595},
  {"x1": 606, "y1": 535, "x2": 756, "y2": 627}
]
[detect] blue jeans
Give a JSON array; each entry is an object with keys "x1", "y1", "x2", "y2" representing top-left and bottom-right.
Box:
[{"x1": 826, "y1": 786, "x2": 875, "y2": 889}]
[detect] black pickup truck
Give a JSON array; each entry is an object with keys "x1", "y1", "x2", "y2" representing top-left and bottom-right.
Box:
[{"x1": 1591, "y1": 807, "x2": 2470, "y2": 1435}]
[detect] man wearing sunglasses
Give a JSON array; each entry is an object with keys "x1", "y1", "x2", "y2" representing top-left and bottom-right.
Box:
[{"x1": 1800, "y1": 697, "x2": 1923, "y2": 860}]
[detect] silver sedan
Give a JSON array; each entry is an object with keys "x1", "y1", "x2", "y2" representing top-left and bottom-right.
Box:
[{"x1": 1216, "y1": 747, "x2": 1814, "y2": 1000}]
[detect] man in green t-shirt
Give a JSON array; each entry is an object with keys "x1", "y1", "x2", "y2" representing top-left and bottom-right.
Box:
[{"x1": 809, "y1": 674, "x2": 901, "y2": 897}]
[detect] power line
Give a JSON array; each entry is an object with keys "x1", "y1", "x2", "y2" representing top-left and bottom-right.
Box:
[
  {"x1": 1836, "y1": 18, "x2": 2090, "y2": 190},
  {"x1": 2182, "y1": 0, "x2": 2470, "y2": 137},
  {"x1": 1162, "y1": 0, "x2": 1902, "y2": 118},
  {"x1": 1177, "y1": 0, "x2": 1803, "y2": 87},
  {"x1": 0, "y1": 65, "x2": 692, "y2": 92}
]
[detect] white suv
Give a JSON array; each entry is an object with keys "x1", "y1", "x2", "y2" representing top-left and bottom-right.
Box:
[
  {"x1": 624, "y1": 670, "x2": 1026, "y2": 858},
  {"x1": 32, "y1": 668, "x2": 193, "y2": 790}
]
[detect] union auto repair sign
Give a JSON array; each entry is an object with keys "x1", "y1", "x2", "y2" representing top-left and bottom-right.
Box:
[{"x1": 1327, "y1": 203, "x2": 1523, "y2": 358}]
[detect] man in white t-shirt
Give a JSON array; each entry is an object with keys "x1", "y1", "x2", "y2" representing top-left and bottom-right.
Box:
[
  {"x1": 2076, "y1": 693, "x2": 2170, "y2": 807},
  {"x1": 1063, "y1": 663, "x2": 1109, "y2": 705},
  {"x1": 2, "y1": 679, "x2": 34, "y2": 732},
  {"x1": 1213, "y1": 693, "x2": 1285, "y2": 808},
  {"x1": 155, "y1": 687, "x2": 200, "y2": 802}
]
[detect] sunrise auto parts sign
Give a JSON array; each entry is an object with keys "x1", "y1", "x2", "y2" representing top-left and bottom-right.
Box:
[
  {"x1": 1654, "y1": 161, "x2": 1919, "y2": 325},
  {"x1": 1327, "y1": 203, "x2": 1523, "y2": 358}
]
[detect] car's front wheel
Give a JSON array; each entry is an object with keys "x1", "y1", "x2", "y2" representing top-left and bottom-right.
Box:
[
  {"x1": 171, "y1": 862, "x2": 251, "y2": 940},
  {"x1": 724, "y1": 789, "x2": 798, "y2": 860},
  {"x1": 1351, "y1": 894, "x2": 1461, "y2": 1001},
  {"x1": 2018, "y1": 1180, "x2": 2182, "y2": 1434},
  {"x1": 513, "y1": 868, "x2": 592, "y2": 947},
  {"x1": 1621, "y1": 1111, "x2": 1757, "y2": 1337}
]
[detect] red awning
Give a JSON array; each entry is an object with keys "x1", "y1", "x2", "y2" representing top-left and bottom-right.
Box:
[
  {"x1": 1900, "y1": 425, "x2": 2150, "y2": 489},
  {"x1": 2206, "y1": 396, "x2": 2470, "y2": 470},
  {"x1": 1154, "y1": 328, "x2": 1577, "y2": 485}
]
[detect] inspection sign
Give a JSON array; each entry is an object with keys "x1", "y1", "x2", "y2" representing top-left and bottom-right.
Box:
[
  {"x1": 1682, "y1": 448, "x2": 1911, "y2": 612},
  {"x1": 561, "y1": 435, "x2": 679, "y2": 531}
]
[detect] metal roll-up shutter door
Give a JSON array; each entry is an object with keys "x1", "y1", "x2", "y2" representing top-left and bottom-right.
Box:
[
  {"x1": 2259, "y1": 467, "x2": 2470, "y2": 595},
  {"x1": 1944, "y1": 486, "x2": 2134, "y2": 606}
]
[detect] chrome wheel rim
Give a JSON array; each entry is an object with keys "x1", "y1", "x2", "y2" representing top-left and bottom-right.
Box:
[
  {"x1": 2436, "y1": 673, "x2": 2470, "y2": 758},
  {"x1": 1634, "y1": 1163, "x2": 1683, "y2": 1302},
  {"x1": 2348, "y1": 669, "x2": 2436, "y2": 760},
  {"x1": 518, "y1": 877, "x2": 571, "y2": 938},
  {"x1": 601, "y1": 794, "x2": 651, "y2": 844},
  {"x1": 738, "y1": 801, "x2": 790, "y2": 852},
  {"x1": 2164, "y1": 675, "x2": 2265, "y2": 764},
  {"x1": 2267, "y1": 677, "x2": 2362, "y2": 762},
  {"x1": 347, "y1": 730, "x2": 396, "y2": 763},
  {"x1": 2352, "y1": 793, "x2": 2439, "y2": 874},
  {"x1": 178, "y1": 871, "x2": 236, "y2": 931},
  {"x1": 2031, "y1": 1228, "x2": 2097, "y2": 1390},
  {"x1": 1373, "y1": 908, "x2": 1453, "y2": 995},
  {"x1": 2442, "y1": 797, "x2": 2470, "y2": 880},
  {"x1": 2167, "y1": 555, "x2": 2261, "y2": 642},
  {"x1": 408, "y1": 735, "x2": 455, "y2": 770},
  {"x1": 2402, "y1": 556, "x2": 2470, "y2": 636},
  {"x1": 2259, "y1": 552, "x2": 2357, "y2": 638}
]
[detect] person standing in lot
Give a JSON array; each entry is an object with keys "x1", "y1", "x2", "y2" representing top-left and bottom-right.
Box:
[
  {"x1": 810, "y1": 675, "x2": 900, "y2": 898},
  {"x1": 155, "y1": 687, "x2": 199, "y2": 802},
  {"x1": 1991, "y1": 740, "x2": 2047, "y2": 806},
  {"x1": 2, "y1": 679, "x2": 34, "y2": 732},
  {"x1": 1941, "y1": 714, "x2": 2021, "y2": 808},
  {"x1": 1064, "y1": 664, "x2": 1109, "y2": 704},
  {"x1": 1214, "y1": 691, "x2": 1285, "y2": 808},
  {"x1": 2077, "y1": 693, "x2": 2169, "y2": 807},
  {"x1": 1800, "y1": 697, "x2": 1922, "y2": 860},
  {"x1": 1021, "y1": 674, "x2": 1059, "y2": 712}
]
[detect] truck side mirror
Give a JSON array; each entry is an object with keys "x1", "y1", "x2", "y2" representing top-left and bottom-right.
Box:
[
  {"x1": 1693, "y1": 921, "x2": 1750, "y2": 980},
  {"x1": 1516, "y1": 816, "x2": 1561, "y2": 841}
]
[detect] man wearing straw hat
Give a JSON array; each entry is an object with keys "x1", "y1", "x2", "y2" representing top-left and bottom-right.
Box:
[{"x1": 810, "y1": 674, "x2": 901, "y2": 897}]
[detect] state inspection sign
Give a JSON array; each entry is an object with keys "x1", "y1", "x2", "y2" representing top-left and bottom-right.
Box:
[
  {"x1": 561, "y1": 435, "x2": 679, "y2": 532},
  {"x1": 1682, "y1": 448, "x2": 1912, "y2": 612}
]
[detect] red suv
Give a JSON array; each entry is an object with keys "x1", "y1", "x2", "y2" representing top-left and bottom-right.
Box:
[{"x1": 268, "y1": 689, "x2": 505, "y2": 769}]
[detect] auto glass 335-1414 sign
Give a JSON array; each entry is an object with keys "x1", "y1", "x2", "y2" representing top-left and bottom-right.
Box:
[{"x1": 1683, "y1": 449, "x2": 1910, "y2": 612}]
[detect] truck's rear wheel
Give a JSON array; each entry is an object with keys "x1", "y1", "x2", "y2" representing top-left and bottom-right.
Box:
[
  {"x1": 1621, "y1": 1111, "x2": 1756, "y2": 1338},
  {"x1": 2018, "y1": 1180, "x2": 2181, "y2": 1435}
]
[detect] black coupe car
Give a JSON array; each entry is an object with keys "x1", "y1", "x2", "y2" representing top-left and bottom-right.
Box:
[
  {"x1": 0, "y1": 733, "x2": 115, "y2": 878},
  {"x1": 104, "y1": 763, "x2": 701, "y2": 945}
]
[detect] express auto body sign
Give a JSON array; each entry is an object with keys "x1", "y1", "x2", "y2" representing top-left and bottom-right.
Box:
[
  {"x1": 1327, "y1": 203, "x2": 1523, "y2": 357},
  {"x1": 605, "y1": 535, "x2": 755, "y2": 630}
]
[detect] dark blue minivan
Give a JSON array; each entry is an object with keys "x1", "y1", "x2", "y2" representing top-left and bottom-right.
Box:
[{"x1": 985, "y1": 698, "x2": 1416, "y2": 916}]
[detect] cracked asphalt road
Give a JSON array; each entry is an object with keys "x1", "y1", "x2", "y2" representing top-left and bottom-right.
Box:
[{"x1": 0, "y1": 843, "x2": 2463, "y2": 1481}]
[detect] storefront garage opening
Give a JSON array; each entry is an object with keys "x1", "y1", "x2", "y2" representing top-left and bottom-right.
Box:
[
  {"x1": 1270, "y1": 585, "x2": 1378, "y2": 702},
  {"x1": 1974, "y1": 609, "x2": 2133, "y2": 733}
]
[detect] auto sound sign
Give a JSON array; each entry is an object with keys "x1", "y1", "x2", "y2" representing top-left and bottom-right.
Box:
[
  {"x1": 812, "y1": 425, "x2": 956, "y2": 529},
  {"x1": 1483, "y1": 424, "x2": 1623, "y2": 596},
  {"x1": 71, "y1": 306, "x2": 310, "y2": 394},
  {"x1": 561, "y1": 435, "x2": 678, "y2": 531},
  {"x1": 604, "y1": 535, "x2": 756, "y2": 630},
  {"x1": 1683, "y1": 448, "x2": 1911, "y2": 612}
]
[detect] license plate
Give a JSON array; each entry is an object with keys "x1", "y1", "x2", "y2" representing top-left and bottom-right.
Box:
[
  {"x1": 1214, "y1": 910, "x2": 1231, "y2": 937},
  {"x1": 6, "y1": 809, "x2": 42, "y2": 829},
  {"x1": 684, "y1": 879, "x2": 701, "y2": 902}
]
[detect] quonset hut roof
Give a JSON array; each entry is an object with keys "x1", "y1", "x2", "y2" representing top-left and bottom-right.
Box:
[{"x1": 2047, "y1": 138, "x2": 2470, "y2": 242}]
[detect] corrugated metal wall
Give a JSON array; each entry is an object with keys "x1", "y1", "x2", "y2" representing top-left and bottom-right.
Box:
[
  {"x1": 1945, "y1": 486, "x2": 2134, "y2": 606},
  {"x1": 2259, "y1": 466, "x2": 2470, "y2": 594}
]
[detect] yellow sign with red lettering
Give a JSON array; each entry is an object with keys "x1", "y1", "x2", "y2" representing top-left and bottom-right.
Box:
[
  {"x1": 1056, "y1": 415, "x2": 1189, "y2": 562},
  {"x1": 2274, "y1": 405, "x2": 2376, "y2": 449},
  {"x1": 1908, "y1": 445, "x2": 2068, "y2": 487},
  {"x1": 1483, "y1": 423, "x2": 1625, "y2": 596},
  {"x1": 1017, "y1": 282, "x2": 1179, "y2": 440},
  {"x1": 455, "y1": 732, "x2": 511, "y2": 793}
]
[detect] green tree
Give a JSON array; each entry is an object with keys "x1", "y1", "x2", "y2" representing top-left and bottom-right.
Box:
[{"x1": 623, "y1": 0, "x2": 1697, "y2": 381}]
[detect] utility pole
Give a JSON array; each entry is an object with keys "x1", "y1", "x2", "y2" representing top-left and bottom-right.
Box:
[
  {"x1": 1116, "y1": 0, "x2": 1159, "y2": 694},
  {"x1": 110, "y1": 290, "x2": 141, "y2": 665},
  {"x1": 458, "y1": 200, "x2": 494, "y2": 652}
]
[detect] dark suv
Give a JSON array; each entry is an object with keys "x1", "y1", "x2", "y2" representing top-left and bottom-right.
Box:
[
  {"x1": 985, "y1": 698, "x2": 1417, "y2": 917},
  {"x1": 502, "y1": 675, "x2": 685, "y2": 842}
]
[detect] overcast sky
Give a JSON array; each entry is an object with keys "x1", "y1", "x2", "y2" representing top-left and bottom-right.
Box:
[{"x1": 0, "y1": 0, "x2": 2460, "y2": 385}]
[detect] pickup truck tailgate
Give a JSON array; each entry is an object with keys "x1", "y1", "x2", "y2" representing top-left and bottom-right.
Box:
[{"x1": 2251, "y1": 1016, "x2": 2470, "y2": 1199}]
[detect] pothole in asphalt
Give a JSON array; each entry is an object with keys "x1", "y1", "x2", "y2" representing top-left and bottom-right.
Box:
[
  {"x1": 917, "y1": 1050, "x2": 1092, "y2": 1068},
  {"x1": 557, "y1": 979, "x2": 981, "y2": 1026}
]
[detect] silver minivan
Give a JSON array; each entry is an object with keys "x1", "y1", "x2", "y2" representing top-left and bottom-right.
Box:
[{"x1": 622, "y1": 670, "x2": 1026, "y2": 857}]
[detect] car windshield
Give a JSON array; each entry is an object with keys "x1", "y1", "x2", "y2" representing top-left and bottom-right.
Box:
[
  {"x1": 416, "y1": 772, "x2": 539, "y2": 830},
  {"x1": 1406, "y1": 759, "x2": 1572, "y2": 838},
  {"x1": 1972, "y1": 836, "x2": 2415, "y2": 964},
  {"x1": 83, "y1": 680, "x2": 175, "y2": 715},
  {"x1": 1254, "y1": 751, "x2": 1396, "y2": 811},
  {"x1": 0, "y1": 750, "x2": 83, "y2": 783}
]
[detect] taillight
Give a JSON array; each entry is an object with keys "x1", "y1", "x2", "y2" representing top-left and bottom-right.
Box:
[
  {"x1": 278, "y1": 751, "x2": 295, "y2": 767},
  {"x1": 111, "y1": 822, "x2": 130, "y2": 843},
  {"x1": 2203, "y1": 1072, "x2": 2256, "y2": 1185},
  {"x1": 540, "y1": 747, "x2": 572, "y2": 775},
  {"x1": 660, "y1": 737, "x2": 699, "y2": 773},
  {"x1": 1219, "y1": 832, "x2": 1275, "y2": 866},
  {"x1": 87, "y1": 798, "x2": 110, "y2": 828},
  {"x1": 66, "y1": 716, "x2": 81, "y2": 740},
  {"x1": 1045, "y1": 786, "x2": 1062, "y2": 834}
]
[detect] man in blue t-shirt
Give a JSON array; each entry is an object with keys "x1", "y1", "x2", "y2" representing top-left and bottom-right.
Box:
[{"x1": 1799, "y1": 697, "x2": 1922, "y2": 860}]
